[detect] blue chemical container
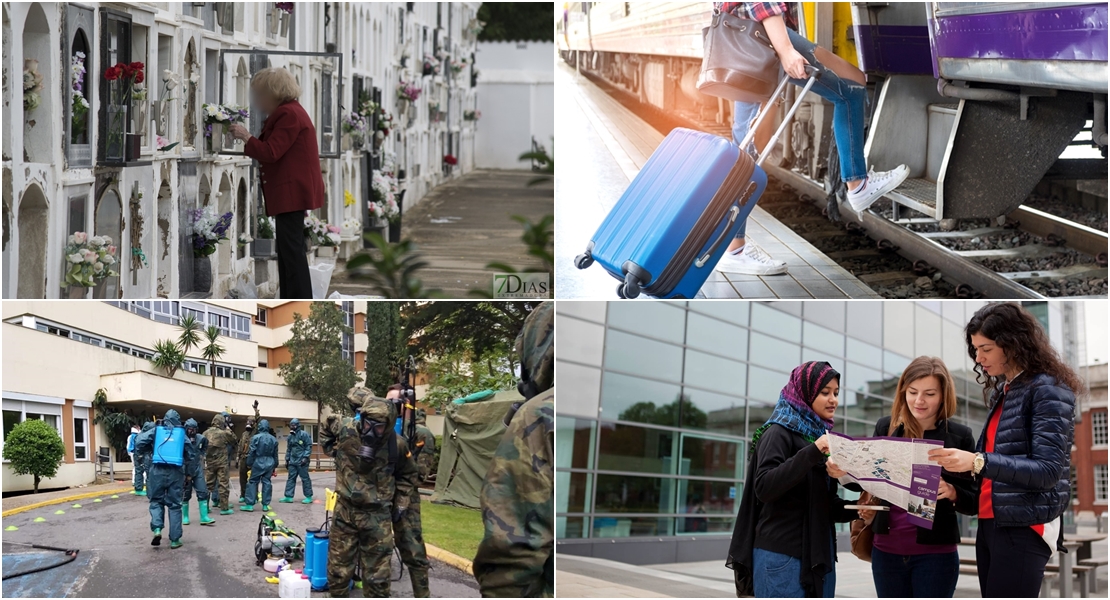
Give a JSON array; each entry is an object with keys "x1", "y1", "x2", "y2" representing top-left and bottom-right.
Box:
[
  {"x1": 309, "y1": 531, "x2": 329, "y2": 591},
  {"x1": 303, "y1": 529, "x2": 319, "y2": 580},
  {"x1": 152, "y1": 425, "x2": 185, "y2": 466}
]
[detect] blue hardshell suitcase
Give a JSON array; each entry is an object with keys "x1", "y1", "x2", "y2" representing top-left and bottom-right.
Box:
[{"x1": 575, "y1": 128, "x2": 767, "y2": 298}]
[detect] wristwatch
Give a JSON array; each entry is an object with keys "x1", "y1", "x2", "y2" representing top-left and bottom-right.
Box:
[{"x1": 972, "y1": 452, "x2": 986, "y2": 476}]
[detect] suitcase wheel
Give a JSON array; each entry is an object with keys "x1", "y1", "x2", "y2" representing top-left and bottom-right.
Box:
[
  {"x1": 616, "y1": 274, "x2": 641, "y2": 299},
  {"x1": 574, "y1": 253, "x2": 594, "y2": 270}
]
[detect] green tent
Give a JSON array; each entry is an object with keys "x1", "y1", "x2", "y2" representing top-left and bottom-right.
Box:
[{"x1": 431, "y1": 388, "x2": 524, "y2": 509}]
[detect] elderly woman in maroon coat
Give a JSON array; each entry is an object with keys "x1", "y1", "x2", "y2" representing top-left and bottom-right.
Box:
[{"x1": 229, "y1": 67, "x2": 323, "y2": 299}]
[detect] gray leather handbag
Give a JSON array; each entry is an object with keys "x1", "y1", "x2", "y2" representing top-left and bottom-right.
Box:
[{"x1": 696, "y1": 9, "x2": 781, "y2": 103}]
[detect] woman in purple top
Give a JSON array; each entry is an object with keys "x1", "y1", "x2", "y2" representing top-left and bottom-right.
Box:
[{"x1": 853, "y1": 356, "x2": 978, "y2": 597}]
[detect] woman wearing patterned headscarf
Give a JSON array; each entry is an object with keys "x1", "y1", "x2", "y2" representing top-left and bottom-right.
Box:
[{"x1": 726, "y1": 361, "x2": 859, "y2": 597}]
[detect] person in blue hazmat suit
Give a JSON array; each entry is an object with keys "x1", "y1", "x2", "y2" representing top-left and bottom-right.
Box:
[
  {"x1": 242, "y1": 418, "x2": 279, "y2": 512},
  {"x1": 133, "y1": 409, "x2": 193, "y2": 548},
  {"x1": 279, "y1": 418, "x2": 314, "y2": 504},
  {"x1": 181, "y1": 418, "x2": 215, "y2": 526}
]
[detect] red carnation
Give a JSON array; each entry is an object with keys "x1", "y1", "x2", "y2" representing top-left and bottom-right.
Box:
[
  {"x1": 129, "y1": 61, "x2": 145, "y2": 72},
  {"x1": 104, "y1": 65, "x2": 121, "y2": 81},
  {"x1": 133, "y1": 70, "x2": 145, "y2": 84},
  {"x1": 443, "y1": 154, "x2": 458, "y2": 165}
]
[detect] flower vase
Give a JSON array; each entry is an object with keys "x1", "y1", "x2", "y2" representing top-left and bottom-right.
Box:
[
  {"x1": 105, "y1": 104, "x2": 127, "y2": 162},
  {"x1": 126, "y1": 133, "x2": 143, "y2": 161},
  {"x1": 251, "y1": 238, "x2": 277, "y2": 259},
  {"x1": 317, "y1": 245, "x2": 337, "y2": 258},
  {"x1": 153, "y1": 100, "x2": 168, "y2": 137},
  {"x1": 194, "y1": 254, "x2": 213, "y2": 293},
  {"x1": 352, "y1": 132, "x2": 365, "y2": 151},
  {"x1": 66, "y1": 285, "x2": 90, "y2": 299},
  {"x1": 133, "y1": 100, "x2": 148, "y2": 137},
  {"x1": 388, "y1": 218, "x2": 401, "y2": 244}
]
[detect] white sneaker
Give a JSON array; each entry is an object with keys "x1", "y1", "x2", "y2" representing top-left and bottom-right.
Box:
[
  {"x1": 715, "y1": 243, "x2": 788, "y2": 276},
  {"x1": 846, "y1": 164, "x2": 910, "y2": 221}
]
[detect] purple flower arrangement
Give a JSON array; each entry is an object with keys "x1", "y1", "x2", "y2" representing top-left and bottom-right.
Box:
[{"x1": 190, "y1": 206, "x2": 233, "y2": 257}]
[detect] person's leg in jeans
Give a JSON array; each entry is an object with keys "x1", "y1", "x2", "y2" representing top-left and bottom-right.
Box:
[
  {"x1": 907, "y1": 551, "x2": 960, "y2": 597},
  {"x1": 274, "y1": 211, "x2": 313, "y2": 298},
  {"x1": 870, "y1": 547, "x2": 914, "y2": 598},
  {"x1": 780, "y1": 27, "x2": 909, "y2": 220},
  {"x1": 752, "y1": 548, "x2": 807, "y2": 597},
  {"x1": 716, "y1": 101, "x2": 788, "y2": 276}
]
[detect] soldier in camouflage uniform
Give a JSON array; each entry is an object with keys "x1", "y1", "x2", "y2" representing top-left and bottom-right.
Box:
[
  {"x1": 321, "y1": 391, "x2": 420, "y2": 598},
  {"x1": 182, "y1": 418, "x2": 215, "y2": 526},
  {"x1": 414, "y1": 410, "x2": 436, "y2": 482},
  {"x1": 204, "y1": 413, "x2": 238, "y2": 515},
  {"x1": 385, "y1": 388, "x2": 431, "y2": 597},
  {"x1": 237, "y1": 401, "x2": 261, "y2": 503},
  {"x1": 473, "y1": 301, "x2": 554, "y2": 597}
]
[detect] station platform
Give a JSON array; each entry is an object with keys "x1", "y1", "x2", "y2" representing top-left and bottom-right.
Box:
[{"x1": 555, "y1": 61, "x2": 880, "y2": 299}]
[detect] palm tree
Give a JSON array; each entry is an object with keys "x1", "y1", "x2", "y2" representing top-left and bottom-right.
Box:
[
  {"x1": 201, "y1": 326, "x2": 226, "y2": 388},
  {"x1": 151, "y1": 340, "x2": 186, "y2": 378},
  {"x1": 177, "y1": 314, "x2": 203, "y2": 356}
]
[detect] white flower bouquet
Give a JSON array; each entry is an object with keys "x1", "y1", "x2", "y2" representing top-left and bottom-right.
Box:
[{"x1": 64, "y1": 232, "x2": 119, "y2": 287}]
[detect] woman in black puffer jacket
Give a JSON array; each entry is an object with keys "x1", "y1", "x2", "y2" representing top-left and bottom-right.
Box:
[{"x1": 929, "y1": 302, "x2": 1081, "y2": 598}]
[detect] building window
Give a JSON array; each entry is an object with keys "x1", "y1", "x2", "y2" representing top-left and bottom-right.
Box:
[
  {"x1": 256, "y1": 308, "x2": 268, "y2": 326},
  {"x1": 131, "y1": 301, "x2": 152, "y2": 320},
  {"x1": 74, "y1": 408, "x2": 90, "y2": 461},
  {"x1": 2, "y1": 399, "x2": 63, "y2": 459},
  {"x1": 152, "y1": 301, "x2": 180, "y2": 324},
  {"x1": 1093, "y1": 411, "x2": 1107, "y2": 447},
  {"x1": 1096, "y1": 465, "x2": 1108, "y2": 504},
  {"x1": 230, "y1": 314, "x2": 251, "y2": 340},
  {"x1": 209, "y1": 312, "x2": 231, "y2": 336},
  {"x1": 342, "y1": 302, "x2": 355, "y2": 365},
  {"x1": 1071, "y1": 463, "x2": 1079, "y2": 504}
]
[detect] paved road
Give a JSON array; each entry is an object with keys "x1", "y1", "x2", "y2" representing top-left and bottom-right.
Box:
[
  {"x1": 1, "y1": 472, "x2": 478, "y2": 598},
  {"x1": 331, "y1": 169, "x2": 552, "y2": 298}
]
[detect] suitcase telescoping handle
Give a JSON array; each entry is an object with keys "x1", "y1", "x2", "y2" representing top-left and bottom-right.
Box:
[{"x1": 737, "y1": 64, "x2": 824, "y2": 167}]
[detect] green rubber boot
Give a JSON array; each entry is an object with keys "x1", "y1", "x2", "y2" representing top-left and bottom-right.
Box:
[
  {"x1": 170, "y1": 539, "x2": 183, "y2": 549},
  {"x1": 279, "y1": 497, "x2": 294, "y2": 503},
  {"x1": 151, "y1": 528, "x2": 162, "y2": 546},
  {"x1": 238, "y1": 496, "x2": 246, "y2": 504},
  {"x1": 302, "y1": 497, "x2": 314, "y2": 504},
  {"x1": 220, "y1": 506, "x2": 235, "y2": 516},
  {"x1": 182, "y1": 502, "x2": 191, "y2": 525},
  {"x1": 136, "y1": 490, "x2": 147, "y2": 497},
  {"x1": 240, "y1": 504, "x2": 254, "y2": 512},
  {"x1": 262, "y1": 505, "x2": 272, "y2": 511},
  {"x1": 198, "y1": 500, "x2": 215, "y2": 525}
]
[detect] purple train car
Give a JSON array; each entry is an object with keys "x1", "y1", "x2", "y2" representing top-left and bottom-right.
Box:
[{"x1": 853, "y1": 2, "x2": 1107, "y2": 221}]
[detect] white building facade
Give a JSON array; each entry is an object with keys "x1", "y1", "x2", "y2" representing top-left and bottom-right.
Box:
[{"x1": 2, "y1": 2, "x2": 482, "y2": 300}]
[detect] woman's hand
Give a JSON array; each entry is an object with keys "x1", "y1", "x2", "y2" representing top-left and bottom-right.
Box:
[
  {"x1": 928, "y1": 448, "x2": 976, "y2": 473},
  {"x1": 228, "y1": 123, "x2": 251, "y2": 142},
  {"x1": 814, "y1": 434, "x2": 830, "y2": 454},
  {"x1": 937, "y1": 480, "x2": 957, "y2": 502},
  {"x1": 858, "y1": 506, "x2": 876, "y2": 525},
  {"x1": 778, "y1": 47, "x2": 809, "y2": 80},
  {"x1": 826, "y1": 457, "x2": 847, "y2": 479}
]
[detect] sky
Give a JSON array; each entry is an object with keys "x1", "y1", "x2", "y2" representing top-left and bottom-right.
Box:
[{"x1": 1086, "y1": 300, "x2": 1107, "y2": 365}]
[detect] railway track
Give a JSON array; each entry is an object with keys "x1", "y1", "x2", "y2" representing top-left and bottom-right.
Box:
[{"x1": 574, "y1": 64, "x2": 1109, "y2": 299}]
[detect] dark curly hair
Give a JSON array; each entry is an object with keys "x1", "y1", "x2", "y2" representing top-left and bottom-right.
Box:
[{"x1": 965, "y1": 302, "x2": 1083, "y2": 405}]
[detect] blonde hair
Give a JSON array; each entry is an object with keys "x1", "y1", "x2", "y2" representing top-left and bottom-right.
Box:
[
  {"x1": 251, "y1": 67, "x2": 300, "y2": 103},
  {"x1": 889, "y1": 356, "x2": 958, "y2": 439}
]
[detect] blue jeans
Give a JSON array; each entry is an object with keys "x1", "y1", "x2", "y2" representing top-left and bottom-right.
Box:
[
  {"x1": 753, "y1": 547, "x2": 837, "y2": 598},
  {"x1": 783, "y1": 28, "x2": 868, "y2": 182},
  {"x1": 871, "y1": 547, "x2": 960, "y2": 598},
  {"x1": 731, "y1": 101, "x2": 763, "y2": 240}
]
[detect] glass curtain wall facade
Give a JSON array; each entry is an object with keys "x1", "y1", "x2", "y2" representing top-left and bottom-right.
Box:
[{"x1": 555, "y1": 300, "x2": 1077, "y2": 561}]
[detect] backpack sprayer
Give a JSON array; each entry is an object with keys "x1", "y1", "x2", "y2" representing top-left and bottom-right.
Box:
[{"x1": 399, "y1": 355, "x2": 424, "y2": 463}]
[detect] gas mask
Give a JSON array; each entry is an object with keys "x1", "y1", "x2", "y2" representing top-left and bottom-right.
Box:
[
  {"x1": 357, "y1": 417, "x2": 389, "y2": 461},
  {"x1": 224, "y1": 414, "x2": 234, "y2": 430},
  {"x1": 186, "y1": 426, "x2": 197, "y2": 439},
  {"x1": 503, "y1": 401, "x2": 524, "y2": 427}
]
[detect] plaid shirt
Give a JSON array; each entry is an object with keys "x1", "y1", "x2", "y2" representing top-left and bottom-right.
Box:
[{"x1": 717, "y1": 2, "x2": 798, "y2": 30}]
